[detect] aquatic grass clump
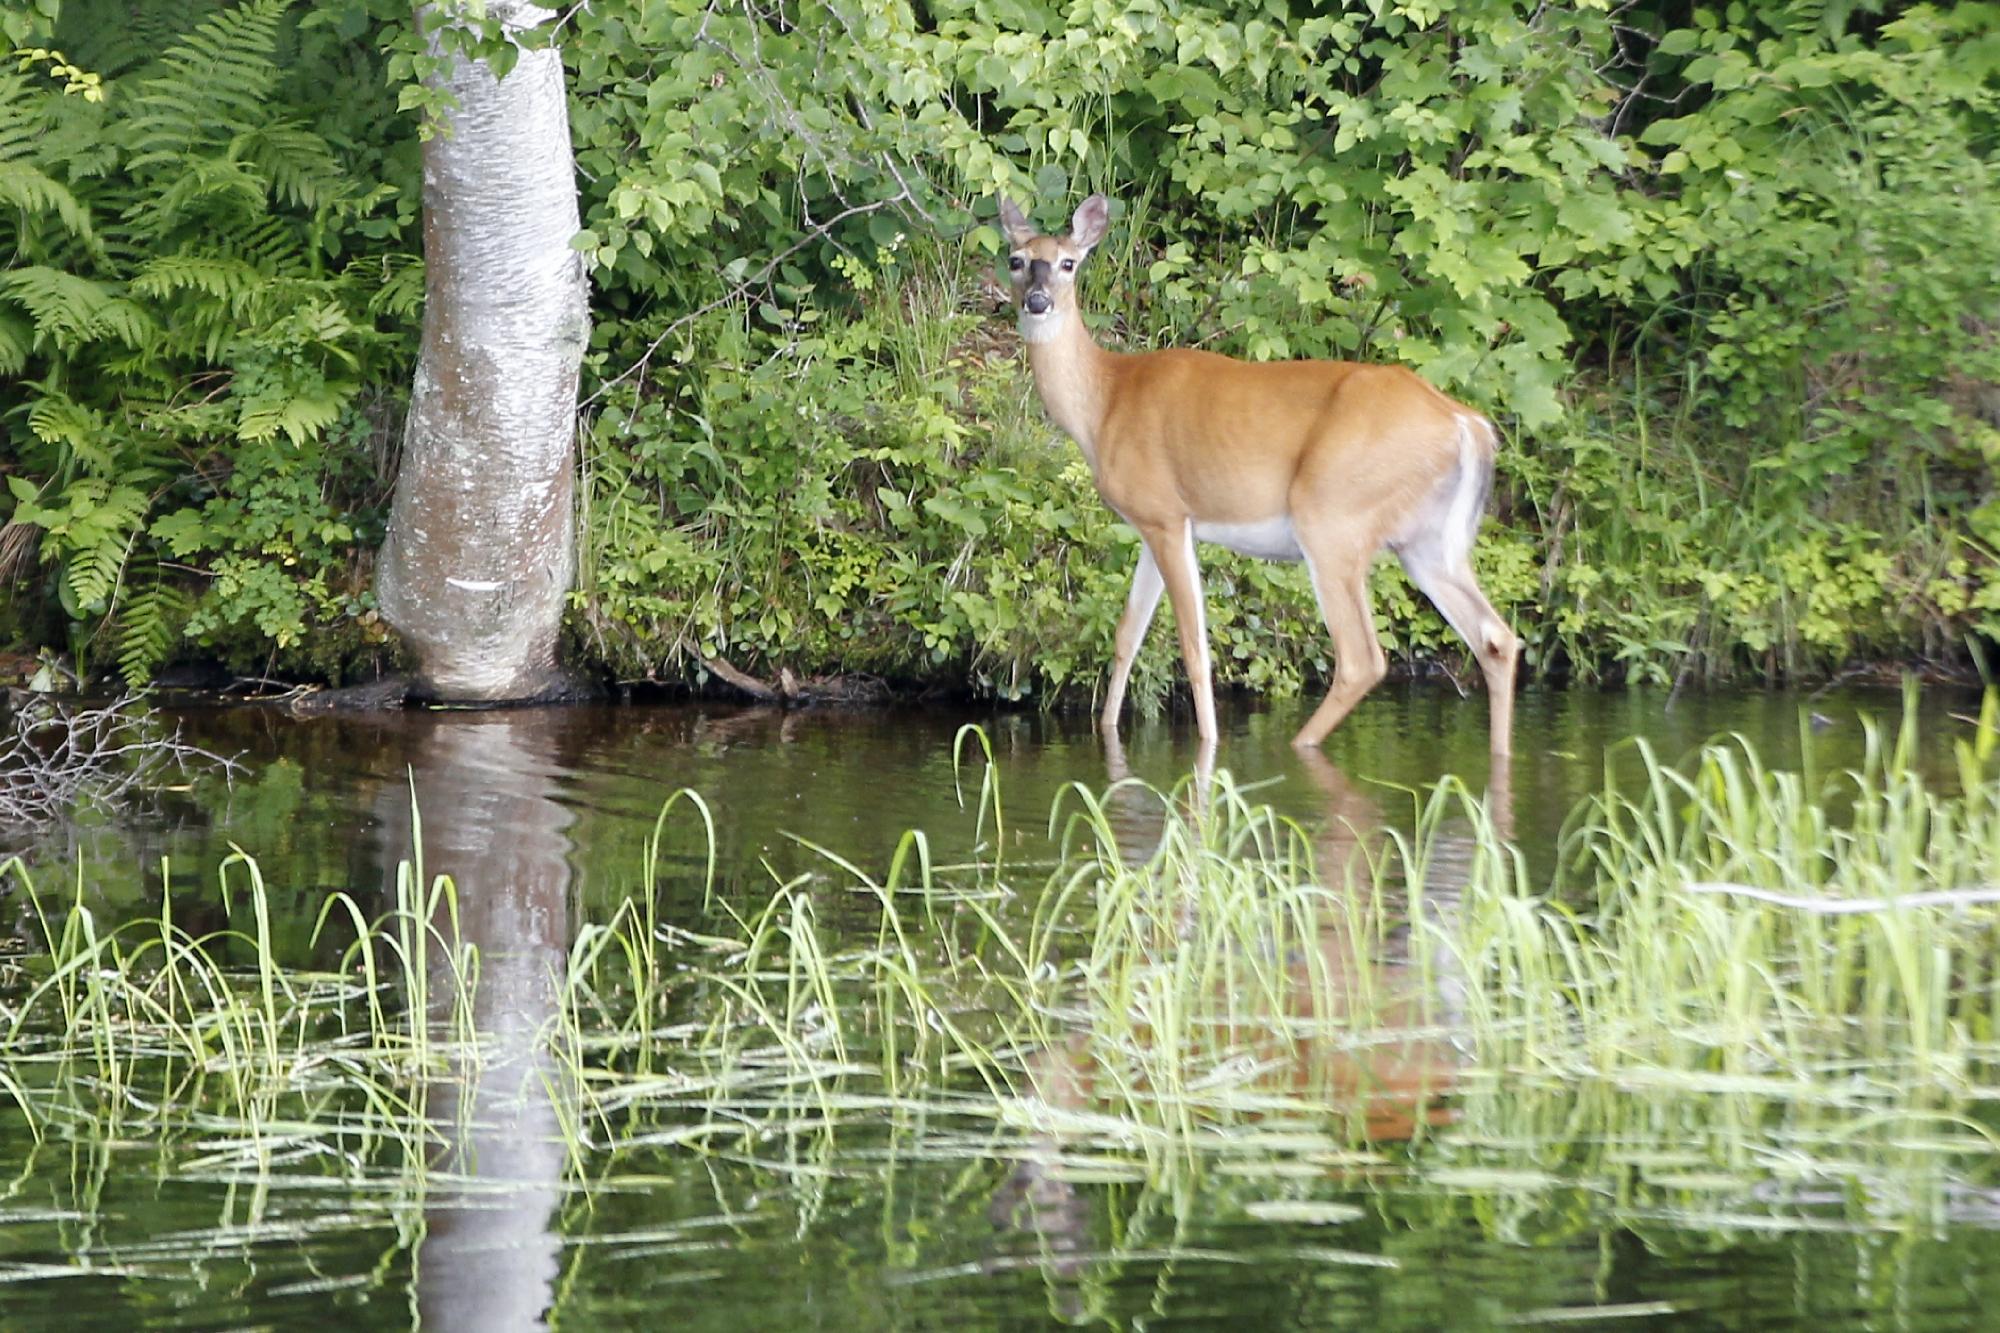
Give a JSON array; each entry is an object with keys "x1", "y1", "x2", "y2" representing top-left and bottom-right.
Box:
[
  {"x1": 0, "y1": 832, "x2": 478, "y2": 1170},
  {"x1": 623, "y1": 700, "x2": 2000, "y2": 1203},
  {"x1": 1005, "y1": 770, "x2": 1477, "y2": 1158},
  {"x1": 1458, "y1": 694, "x2": 2000, "y2": 1087}
]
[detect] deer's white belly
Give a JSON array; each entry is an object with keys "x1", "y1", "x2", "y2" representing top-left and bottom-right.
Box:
[{"x1": 1192, "y1": 517, "x2": 1303, "y2": 562}]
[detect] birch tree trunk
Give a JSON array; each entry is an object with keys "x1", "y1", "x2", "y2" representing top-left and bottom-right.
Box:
[{"x1": 376, "y1": 1, "x2": 588, "y2": 701}]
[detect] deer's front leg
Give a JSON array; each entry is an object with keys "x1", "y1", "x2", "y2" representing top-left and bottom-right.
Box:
[
  {"x1": 1142, "y1": 520, "x2": 1217, "y2": 743},
  {"x1": 1100, "y1": 545, "x2": 1164, "y2": 732}
]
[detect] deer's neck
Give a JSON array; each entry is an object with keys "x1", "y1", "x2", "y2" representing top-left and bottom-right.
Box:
[{"x1": 1024, "y1": 310, "x2": 1114, "y2": 469}]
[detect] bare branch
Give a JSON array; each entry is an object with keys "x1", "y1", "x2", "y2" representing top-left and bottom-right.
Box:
[{"x1": 0, "y1": 696, "x2": 239, "y2": 846}]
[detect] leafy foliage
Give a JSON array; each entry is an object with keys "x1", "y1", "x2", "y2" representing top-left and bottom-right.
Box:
[
  {"x1": 1, "y1": 0, "x2": 418, "y2": 684},
  {"x1": 4, "y1": 0, "x2": 1998, "y2": 698},
  {"x1": 565, "y1": 0, "x2": 2000, "y2": 694}
]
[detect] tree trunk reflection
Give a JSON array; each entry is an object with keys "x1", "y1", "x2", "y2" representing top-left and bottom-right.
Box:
[{"x1": 372, "y1": 710, "x2": 578, "y2": 1332}]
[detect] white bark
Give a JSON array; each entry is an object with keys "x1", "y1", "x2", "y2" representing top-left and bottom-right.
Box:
[{"x1": 377, "y1": 0, "x2": 588, "y2": 700}]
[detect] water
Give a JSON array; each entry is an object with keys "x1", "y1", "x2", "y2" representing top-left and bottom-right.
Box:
[{"x1": 1, "y1": 685, "x2": 1993, "y2": 1330}]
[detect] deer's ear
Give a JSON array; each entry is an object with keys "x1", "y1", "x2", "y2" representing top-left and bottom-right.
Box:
[
  {"x1": 1069, "y1": 194, "x2": 1110, "y2": 252},
  {"x1": 998, "y1": 196, "x2": 1036, "y2": 246}
]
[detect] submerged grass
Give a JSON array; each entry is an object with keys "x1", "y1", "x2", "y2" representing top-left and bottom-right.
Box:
[{"x1": 4, "y1": 696, "x2": 2000, "y2": 1255}]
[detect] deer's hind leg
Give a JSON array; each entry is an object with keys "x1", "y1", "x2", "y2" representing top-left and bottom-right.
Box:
[
  {"x1": 1291, "y1": 525, "x2": 1388, "y2": 749},
  {"x1": 1395, "y1": 536, "x2": 1520, "y2": 756}
]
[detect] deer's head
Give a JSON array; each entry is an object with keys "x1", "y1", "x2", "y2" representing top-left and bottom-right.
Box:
[{"x1": 998, "y1": 194, "x2": 1108, "y2": 345}]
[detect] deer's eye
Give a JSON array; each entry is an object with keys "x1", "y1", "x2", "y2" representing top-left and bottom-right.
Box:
[
  {"x1": 1008, "y1": 255, "x2": 1024, "y2": 271},
  {"x1": 1059, "y1": 258, "x2": 1076, "y2": 273}
]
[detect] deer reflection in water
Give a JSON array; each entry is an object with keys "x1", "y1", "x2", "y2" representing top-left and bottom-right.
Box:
[
  {"x1": 369, "y1": 710, "x2": 580, "y2": 1333},
  {"x1": 990, "y1": 739, "x2": 1510, "y2": 1296}
]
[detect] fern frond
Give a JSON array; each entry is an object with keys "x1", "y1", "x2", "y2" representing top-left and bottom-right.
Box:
[
  {"x1": 0, "y1": 266, "x2": 156, "y2": 351},
  {"x1": 0, "y1": 159, "x2": 97, "y2": 243},
  {"x1": 139, "y1": 155, "x2": 268, "y2": 229},
  {"x1": 124, "y1": 0, "x2": 287, "y2": 171},
  {"x1": 26, "y1": 395, "x2": 107, "y2": 451},
  {"x1": 19, "y1": 394, "x2": 169, "y2": 480},
  {"x1": 237, "y1": 376, "x2": 351, "y2": 446},
  {"x1": 140, "y1": 396, "x2": 237, "y2": 442},
  {"x1": 31, "y1": 91, "x2": 118, "y2": 183},
  {"x1": 132, "y1": 253, "x2": 269, "y2": 306},
  {"x1": 92, "y1": 483, "x2": 150, "y2": 537},
  {"x1": 64, "y1": 533, "x2": 129, "y2": 614},
  {"x1": 116, "y1": 578, "x2": 190, "y2": 687},
  {"x1": 2, "y1": 266, "x2": 108, "y2": 350},
  {"x1": 0, "y1": 311, "x2": 29, "y2": 377},
  {"x1": 93, "y1": 295, "x2": 157, "y2": 348},
  {"x1": 232, "y1": 120, "x2": 347, "y2": 211},
  {"x1": 13, "y1": 475, "x2": 149, "y2": 614},
  {"x1": 63, "y1": 0, "x2": 207, "y2": 78},
  {"x1": 130, "y1": 252, "x2": 271, "y2": 360},
  {"x1": 224, "y1": 214, "x2": 312, "y2": 276},
  {"x1": 0, "y1": 73, "x2": 47, "y2": 163},
  {"x1": 355, "y1": 254, "x2": 426, "y2": 320}
]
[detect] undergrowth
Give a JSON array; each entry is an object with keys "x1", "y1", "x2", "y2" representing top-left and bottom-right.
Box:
[{"x1": 4, "y1": 3, "x2": 1997, "y2": 699}]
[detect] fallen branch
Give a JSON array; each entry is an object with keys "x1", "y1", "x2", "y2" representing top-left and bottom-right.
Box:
[
  {"x1": 697, "y1": 658, "x2": 888, "y2": 706},
  {"x1": 0, "y1": 695, "x2": 239, "y2": 840},
  {"x1": 701, "y1": 656, "x2": 779, "y2": 702},
  {"x1": 1686, "y1": 882, "x2": 2000, "y2": 914}
]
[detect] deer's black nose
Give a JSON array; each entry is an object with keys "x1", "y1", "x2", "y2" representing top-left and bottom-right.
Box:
[{"x1": 1025, "y1": 291, "x2": 1051, "y2": 315}]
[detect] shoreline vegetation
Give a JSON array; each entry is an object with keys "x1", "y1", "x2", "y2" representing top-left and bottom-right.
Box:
[{"x1": 3, "y1": 3, "x2": 1997, "y2": 708}]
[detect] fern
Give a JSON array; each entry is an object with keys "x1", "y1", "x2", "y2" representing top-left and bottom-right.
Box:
[
  {"x1": 143, "y1": 155, "x2": 269, "y2": 231},
  {"x1": 30, "y1": 91, "x2": 117, "y2": 183},
  {"x1": 0, "y1": 72, "x2": 97, "y2": 252},
  {"x1": 0, "y1": 159, "x2": 96, "y2": 244},
  {"x1": 115, "y1": 577, "x2": 190, "y2": 686},
  {"x1": 237, "y1": 378, "x2": 350, "y2": 446},
  {"x1": 6, "y1": 0, "x2": 417, "y2": 684},
  {"x1": 24, "y1": 394, "x2": 107, "y2": 452},
  {"x1": 224, "y1": 214, "x2": 314, "y2": 276},
  {"x1": 232, "y1": 121, "x2": 348, "y2": 212},
  {"x1": 360, "y1": 255, "x2": 426, "y2": 320},
  {"x1": 0, "y1": 311, "x2": 29, "y2": 377},
  {"x1": 63, "y1": 529, "x2": 132, "y2": 615},
  {"x1": 124, "y1": 0, "x2": 287, "y2": 174},
  {"x1": 62, "y1": 0, "x2": 208, "y2": 78},
  {"x1": 132, "y1": 253, "x2": 270, "y2": 306},
  {"x1": 0, "y1": 72, "x2": 94, "y2": 242},
  {"x1": 3, "y1": 266, "x2": 114, "y2": 350},
  {"x1": 9, "y1": 476, "x2": 149, "y2": 614},
  {"x1": 1, "y1": 267, "x2": 157, "y2": 351},
  {"x1": 0, "y1": 72, "x2": 44, "y2": 162}
]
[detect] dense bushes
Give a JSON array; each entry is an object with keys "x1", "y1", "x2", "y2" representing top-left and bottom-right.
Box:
[
  {"x1": 3, "y1": 1, "x2": 1997, "y2": 698},
  {"x1": 1, "y1": 0, "x2": 418, "y2": 683}
]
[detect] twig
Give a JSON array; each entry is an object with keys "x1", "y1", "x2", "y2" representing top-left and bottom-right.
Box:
[{"x1": 578, "y1": 195, "x2": 906, "y2": 411}]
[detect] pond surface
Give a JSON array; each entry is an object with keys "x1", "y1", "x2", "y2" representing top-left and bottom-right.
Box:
[
  {"x1": 39, "y1": 683, "x2": 1973, "y2": 923},
  {"x1": 3, "y1": 684, "x2": 1996, "y2": 1330}
]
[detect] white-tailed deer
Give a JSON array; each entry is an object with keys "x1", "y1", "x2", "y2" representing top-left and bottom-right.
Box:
[{"x1": 999, "y1": 193, "x2": 1521, "y2": 755}]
